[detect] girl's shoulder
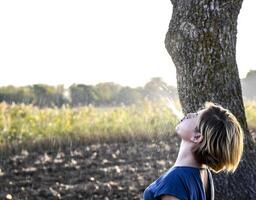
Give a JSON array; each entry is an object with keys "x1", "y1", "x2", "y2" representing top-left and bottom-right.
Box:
[
  {"x1": 162, "y1": 166, "x2": 203, "y2": 179},
  {"x1": 144, "y1": 166, "x2": 212, "y2": 200},
  {"x1": 147, "y1": 167, "x2": 194, "y2": 200}
]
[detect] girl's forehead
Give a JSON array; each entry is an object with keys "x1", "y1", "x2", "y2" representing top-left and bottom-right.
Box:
[
  {"x1": 187, "y1": 109, "x2": 205, "y2": 117},
  {"x1": 195, "y1": 108, "x2": 207, "y2": 122},
  {"x1": 198, "y1": 108, "x2": 207, "y2": 115}
]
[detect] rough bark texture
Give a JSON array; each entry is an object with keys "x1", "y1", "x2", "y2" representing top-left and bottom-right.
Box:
[{"x1": 165, "y1": 0, "x2": 256, "y2": 199}]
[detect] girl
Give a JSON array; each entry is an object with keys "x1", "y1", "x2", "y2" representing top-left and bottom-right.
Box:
[{"x1": 144, "y1": 102, "x2": 244, "y2": 200}]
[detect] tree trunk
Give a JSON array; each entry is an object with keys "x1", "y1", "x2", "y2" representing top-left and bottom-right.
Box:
[{"x1": 165, "y1": 0, "x2": 256, "y2": 199}]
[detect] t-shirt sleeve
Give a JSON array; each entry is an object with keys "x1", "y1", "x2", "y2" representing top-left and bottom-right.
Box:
[{"x1": 154, "y1": 172, "x2": 188, "y2": 200}]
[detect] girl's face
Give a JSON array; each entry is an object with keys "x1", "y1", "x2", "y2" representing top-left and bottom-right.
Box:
[{"x1": 175, "y1": 109, "x2": 205, "y2": 142}]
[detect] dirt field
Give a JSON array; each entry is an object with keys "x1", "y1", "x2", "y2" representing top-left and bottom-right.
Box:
[{"x1": 0, "y1": 134, "x2": 180, "y2": 200}]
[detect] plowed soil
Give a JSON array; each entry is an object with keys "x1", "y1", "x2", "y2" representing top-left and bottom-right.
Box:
[{"x1": 0, "y1": 135, "x2": 180, "y2": 200}]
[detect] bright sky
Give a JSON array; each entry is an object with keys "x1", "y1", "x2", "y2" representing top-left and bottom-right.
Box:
[{"x1": 0, "y1": 0, "x2": 255, "y2": 88}]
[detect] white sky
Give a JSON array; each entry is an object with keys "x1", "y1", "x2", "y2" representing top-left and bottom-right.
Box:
[{"x1": 0, "y1": 0, "x2": 255, "y2": 88}]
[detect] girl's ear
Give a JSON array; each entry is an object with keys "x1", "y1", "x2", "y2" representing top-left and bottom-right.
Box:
[{"x1": 190, "y1": 132, "x2": 203, "y2": 143}]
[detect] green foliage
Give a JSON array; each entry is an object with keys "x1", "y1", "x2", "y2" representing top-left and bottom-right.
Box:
[
  {"x1": 0, "y1": 85, "x2": 34, "y2": 104},
  {"x1": 241, "y1": 70, "x2": 256, "y2": 100},
  {"x1": 244, "y1": 101, "x2": 256, "y2": 129},
  {"x1": 245, "y1": 70, "x2": 256, "y2": 79},
  {"x1": 69, "y1": 84, "x2": 98, "y2": 107},
  {"x1": 0, "y1": 84, "x2": 69, "y2": 108},
  {"x1": 94, "y1": 82, "x2": 122, "y2": 106},
  {"x1": 32, "y1": 84, "x2": 69, "y2": 107},
  {"x1": 113, "y1": 87, "x2": 143, "y2": 105},
  {"x1": 0, "y1": 99, "x2": 178, "y2": 145},
  {"x1": 144, "y1": 77, "x2": 178, "y2": 101}
]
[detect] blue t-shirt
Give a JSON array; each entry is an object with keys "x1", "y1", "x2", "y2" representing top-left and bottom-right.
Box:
[{"x1": 144, "y1": 166, "x2": 214, "y2": 200}]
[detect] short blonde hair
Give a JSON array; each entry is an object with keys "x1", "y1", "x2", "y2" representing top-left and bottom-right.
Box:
[{"x1": 193, "y1": 102, "x2": 244, "y2": 173}]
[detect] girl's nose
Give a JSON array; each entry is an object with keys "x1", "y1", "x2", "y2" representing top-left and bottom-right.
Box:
[
  {"x1": 180, "y1": 116, "x2": 185, "y2": 122},
  {"x1": 186, "y1": 113, "x2": 194, "y2": 118}
]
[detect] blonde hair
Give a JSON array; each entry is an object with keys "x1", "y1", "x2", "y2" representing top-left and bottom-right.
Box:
[{"x1": 193, "y1": 102, "x2": 244, "y2": 173}]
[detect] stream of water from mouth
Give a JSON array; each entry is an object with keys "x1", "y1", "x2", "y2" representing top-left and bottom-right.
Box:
[{"x1": 165, "y1": 97, "x2": 183, "y2": 120}]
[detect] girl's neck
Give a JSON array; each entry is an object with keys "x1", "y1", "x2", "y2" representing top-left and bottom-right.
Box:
[{"x1": 174, "y1": 140, "x2": 206, "y2": 169}]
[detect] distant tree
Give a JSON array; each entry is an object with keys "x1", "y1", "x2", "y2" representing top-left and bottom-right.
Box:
[
  {"x1": 53, "y1": 85, "x2": 69, "y2": 107},
  {"x1": 241, "y1": 70, "x2": 256, "y2": 100},
  {"x1": 69, "y1": 84, "x2": 98, "y2": 107},
  {"x1": 32, "y1": 84, "x2": 68, "y2": 108},
  {"x1": 94, "y1": 82, "x2": 122, "y2": 106},
  {"x1": 114, "y1": 86, "x2": 143, "y2": 105},
  {"x1": 31, "y1": 84, "x2": 49, "y2": 107},
  {"x1": 0, "y1": 86, "x2": 34, "y2": 104},
  {"x1": 144, "y1": 77, "x2": 175, "y2": 101}
]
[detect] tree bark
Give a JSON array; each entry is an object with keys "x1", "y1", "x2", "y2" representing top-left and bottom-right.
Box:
[{"x1": 165, "y1": 0, "x2": 256, "y2": 199}]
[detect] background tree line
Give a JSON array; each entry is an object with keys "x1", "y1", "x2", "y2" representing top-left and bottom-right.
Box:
[
  {"x1": 0, "y1": 77, "x2": 178, "y2": 108},
  {"x1": 0, "y1": 70, "x2": 255, "y2": 108}
]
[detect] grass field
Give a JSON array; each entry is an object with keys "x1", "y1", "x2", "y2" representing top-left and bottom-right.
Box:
[
  {"x1": 0, "y1": 99, "x2": 255, "y2": 146},
  {"x1": 0, "y1": 99, "x2": 179, "y2": 146}
]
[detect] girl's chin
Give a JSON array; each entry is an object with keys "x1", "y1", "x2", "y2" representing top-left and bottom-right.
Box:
[
  {"x1": 175, "y1": 128, "x2": 181, "y2": 137},
  {"x1": 175, "y1": 124, "x2": 180, "y2": 132}
]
